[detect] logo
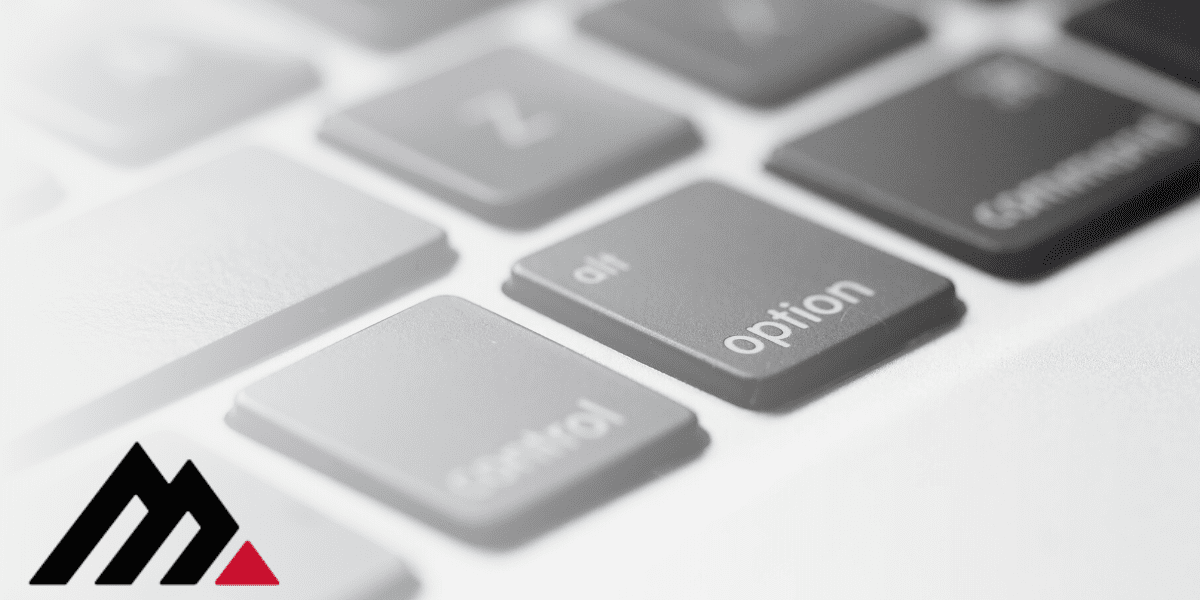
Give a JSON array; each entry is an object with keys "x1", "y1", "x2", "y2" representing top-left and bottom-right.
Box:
[{"x1": 30, "y1": 443, "x2": 278, "y2": 586}]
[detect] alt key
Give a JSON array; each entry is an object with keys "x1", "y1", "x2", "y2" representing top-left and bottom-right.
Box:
[{"x1": 506, "y1": 182, "x2": 964, "y2": 409}]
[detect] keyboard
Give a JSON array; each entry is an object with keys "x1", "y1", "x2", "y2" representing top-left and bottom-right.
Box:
[{"x1": 4, "y1": 0, "x2": 1200, "y2": 597}]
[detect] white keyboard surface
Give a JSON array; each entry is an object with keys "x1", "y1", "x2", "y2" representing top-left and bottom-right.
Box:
[{"x1": 3, "y1": 0, "x2": 1200, "y2": 598}]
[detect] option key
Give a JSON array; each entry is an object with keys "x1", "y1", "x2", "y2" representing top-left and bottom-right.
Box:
[{"x1": 506, "y1": 182, "x2": 963, "y2": 409}]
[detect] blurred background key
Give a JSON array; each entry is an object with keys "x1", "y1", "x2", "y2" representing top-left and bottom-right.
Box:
[
  {"x1": 272, "y1": 0, "x2": 514, "y2": 50},
  {"x1": 7, "y1": 31, "x2": 318, "y2": 165},
  {"x1": 1067, "y1": 0, "x2": 1200, "y2": 90},
  {"x1": 580, "y1": 0, "x2": 925, "y2": 106},
  {"x1": 1, "y1": 148, "x2": 454, "y2": 463},
  {"x1": 321, "y1": 49, "x2": 699, "y2": 229}
]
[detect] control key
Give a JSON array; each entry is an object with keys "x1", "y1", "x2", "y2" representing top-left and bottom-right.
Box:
[{"x1": 228, "y1": 296, "x2": 705, "y2": 546}]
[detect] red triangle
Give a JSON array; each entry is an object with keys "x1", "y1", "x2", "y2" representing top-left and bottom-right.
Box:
[{"x1": 215, "y1": 541, "x2": 279, "y2": 586}]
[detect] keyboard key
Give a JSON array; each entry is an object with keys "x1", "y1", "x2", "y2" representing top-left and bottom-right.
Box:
[
  {"x1": 580, "y1": 0, "x2": 924, "y2": 106},
  {"x1": 7, "y1": 434, "x2": 418, "y2": 596},
  {"x1": 768, "y1": 53, "x2": 1200, "y2": 278},
  {"x1": 0, "y1": 157, "x2": 61, "y2": 228},
  {"x1": 1067, "y1": 0, "x2": 1200, "y2": 89},
  {"x1": 505, "y1": 182, "x2": 962, "y2": 409},
  {"x1": 1, "y1": 149, "x2": 453, "y2": 462},
  {"x1": 9, "y1": 32, "x2": 317, "y2": 164},
  {"x1": 228, "y1": 296, "x2": 705, "y2": 546},
  {"x1": 321, "y1": 49, "x2": 700, "y2": 229},
  {"x1": 274, "y1": 0, "x2": 513, "y2": 50}
]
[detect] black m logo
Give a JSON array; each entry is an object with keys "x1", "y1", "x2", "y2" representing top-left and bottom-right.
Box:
[{"x1": 30, "y1": 443, "x2": 238, "y2": 585}]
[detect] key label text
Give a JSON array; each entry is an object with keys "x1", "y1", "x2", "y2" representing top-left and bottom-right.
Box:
[
  {"x1": 974, "y1": 112, "x2": 1194, "y2": 230},
  {"x1": 573, "y1": 252, "x2": 631, "y2": 284},
  {"x1": 724, "y1": 280, "x2": 876, "y2": 355},
  {"x1": 446, "y1": 398, "x2": 627, "y2": 500}
]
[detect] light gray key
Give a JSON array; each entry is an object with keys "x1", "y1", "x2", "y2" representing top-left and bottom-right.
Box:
[
  {"x1": 1, "y1": 149, "x2": 454, "y2": 463},
  {"x1": 228, "y1": 296, "x2": 706, "y2": 547},
  {"x1": 6, "y1": 434, "x2": 418, "y2": 597},
  {"x1": 321, "y1": 49, "x2": 700, "y2": 228},
  {"x1": 581, "y1": 0, "x2": 924, "y2": 106},
  {"x1": 275, "y1": 0, "x2": 514, "y2": 50},
  {"x1": 9, "y1": 32, "x2": 318, "y2": 164}
]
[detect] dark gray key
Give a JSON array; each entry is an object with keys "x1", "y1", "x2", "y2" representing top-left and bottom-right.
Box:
[
  {"x1": 8, "y1": 434, "x2": 418, "y2": 596},
  {"x1": 768, "y1": 53, "x2": 1200, "y2": 278},
  {"x1": 1067, "y1": 0, "x2": 1200, "y2": 89},
  {"x1": 505, "y1": 182, "x2": 962, "y2": 410},
  {"x1": 580, "y1": 0, "x2": 924, "y2": 106},
  {"x1": 10, "y1": 32, "x2": 317, "y2": 164},
  {"x1": 228, "y1": 296, "x2": 705, "y2": 547},
  {"x1": 275, "y1": 0, "x2": 512, "y2": 50},
  {"x1": 2, "y1": 149, "x2": 453, "y2": 463},
  {"x1": 321, "y1": 49, "x2": 699, "y2": 229}
]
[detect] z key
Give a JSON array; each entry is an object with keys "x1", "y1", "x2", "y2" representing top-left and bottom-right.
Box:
[{"x1": 321, "y1": 49, "x2": 699, "y2": 229}]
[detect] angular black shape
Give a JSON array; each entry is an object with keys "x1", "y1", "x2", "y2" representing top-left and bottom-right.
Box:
[{"x1": 30, "y1": 443, "x2": 238, "y2": 585}]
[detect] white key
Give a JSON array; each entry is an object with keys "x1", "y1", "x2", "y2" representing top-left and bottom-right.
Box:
[
  {"x1": 7, "y1": 32, "x2": 318, "y2": 164},
  {"x1": 1, "y1": 148, "x2": 454, "y2": 463}
]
